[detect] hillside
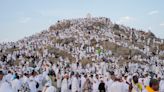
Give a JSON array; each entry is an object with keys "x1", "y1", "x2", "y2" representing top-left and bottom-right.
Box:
[{"x1": 0, "y1": 17, "x2": 164, "y2": 67}]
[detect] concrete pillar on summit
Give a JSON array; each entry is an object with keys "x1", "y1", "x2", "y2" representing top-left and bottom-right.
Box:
[{"x1": 86, "y1": 13, "x2": 92, "y2": 19}]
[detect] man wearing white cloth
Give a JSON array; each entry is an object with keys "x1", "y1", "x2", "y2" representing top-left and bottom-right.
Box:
[
  {"x1": 61, "y1": 74, "x2": 69, "y2": 92},
  {"x1": 71, "y1": 74, "x2": 79, "y2": 92},
  {"x1": 108, "y1": 74, "x2": 125, "y2": 92},
  {"x1": 11, "y1": 74, "x2": 22, "y2": 92},
  {"x1": 159, "y1": 76, "x2": 164, "y2": 92},
  {"x1": 0, "y1": 71, "x2": 13, "y2": 92}
]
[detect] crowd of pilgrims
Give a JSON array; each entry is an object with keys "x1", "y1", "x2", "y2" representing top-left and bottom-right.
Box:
[
  {"x1": 0, "y1": 57, "x2": 164, "y2": 92},
  {"x1": 0, "y1": 17, "x2": 164, "y2": 92}
]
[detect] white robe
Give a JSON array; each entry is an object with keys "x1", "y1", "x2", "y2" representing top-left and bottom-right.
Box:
[
  {"x1": 106, "y1": 79, "x2": 113, "y2": 92},
  {"x1": 5, "y1": 73, "x2": 13, "y2": 82},
  {"x1": 122, "y1": 82, "x2": 129, "y2": 92},
  {"x1": 92, "y1": 78, "x2": 99, "y2": 92},
  {"x1": 61, "y1": 78, "x2": 68, "y2": 92},
  {"x1": 0, "y1": 82, "x2": 13, "y2": 92},
  {"x1": 80, "y1": 76, "x2": 86, "y2": 92},
  {"x1": 45, "y1": 86, "x2": 56, "y2": 92},
  {"x1": 71, "y1": 77, "x2": 79, "y2": 92},
  {"x1": 11, "y1": 79, "x2": 22, "y2": 92},
  {"x1": 29, "y1": 80, "x2": 37, "y2": 92},
  {"x1": 109, "y1": 81, "x2": 124, "y2": 92},
  {"x1": 144, "y1": 77, "x2": 150, "y2": 87},
  {"x1": 159, "y1": 80, "x2": 164, "y2": 92},
  {"x1": 56, "y1": 74, "x2": 62, "y2": 88}
]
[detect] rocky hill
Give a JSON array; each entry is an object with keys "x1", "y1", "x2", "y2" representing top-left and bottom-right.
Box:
[{"x1": 0, "y1": 17, "x2": 164, "y2": 67}]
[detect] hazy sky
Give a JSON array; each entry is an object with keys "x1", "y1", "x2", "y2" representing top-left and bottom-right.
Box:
[{"x1": 0, "y1": 0, "x2": 164, "y2": 42}]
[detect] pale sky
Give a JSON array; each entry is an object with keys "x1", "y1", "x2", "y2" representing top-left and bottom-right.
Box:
[{"x1": 0, "y1": 0, "x2": 164, "y2": 42}]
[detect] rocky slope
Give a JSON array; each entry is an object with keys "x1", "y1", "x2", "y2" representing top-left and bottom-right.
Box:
[{"x1": 0, "y1": 17, "x2": 164, "y2": 67}]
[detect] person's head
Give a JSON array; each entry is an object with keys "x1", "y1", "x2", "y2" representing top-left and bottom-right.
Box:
[
  {"x1": 85, "y1": 78, "x2": 90, "y2": 83},
  {"x1": 79, "y1": 74, "x2": 81, "y2": 78},
  {"x1": 114, "y1": 75, "x2": 122, "y2": 82},
  {"x1": 133, "y1": 75, "x2": 138, "y2": 84},
  {"x1": 15, "y1": 74, "x2": 19, "y2": 79},
  {"x1": 100, "y1": 79, "x2": 104, "y2": 83},
  {"x1": 84, "y1": 74, "x2": 87, "y2": 78},
  {"x1": 77, "y1": 62, "x2": 79, "y2": 67},
  {"x1": 96, "y1": 74, "x2": 99, "y2": 79},
  {"x1": 71, "y1": 71, "x2": 74, "y2": 76},
  {"x1": 24, "y1": 73, "x2": 29, "y2": 77},
  {"x1": 90, "y1": 74, "x2": 93, "y2": 78},
  {"x1": 110, "y1": 71, "x2": 115, "y2": 80},
  {"x1": 124, "y1": 75, "x2": 128, "y2": 81},
  {"x1": 149, "y1": 79, "x2": 159, "y2": 91},
  {"x1": 48, "y1": 70, "x2": 56, "y2": 77},
  {"x1": 144, "y1": 74, "x2": 148, "y2": 78},
  {"x1": 8, "y1": 70, "x2": 11, "y2": 74},
  {"x1": 0, "y1": 71, "x2": 4, "y2": 80},
  {"x1": 31, "y1": 70, "x2": 36, "y2": 76},
  {"x1": 64, "y1": 74, "x2": 69, "y2": 79},
  {"x1": 76, "y1": 73, "x2": 79, "y2": 78}
]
